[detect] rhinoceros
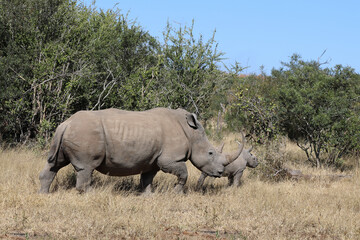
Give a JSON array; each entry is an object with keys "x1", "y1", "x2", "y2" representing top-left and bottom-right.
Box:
[
  {"x1": 196, "y1": 144, "x2": 258, "y2": 190},
  {"x1": 39, "y1": 108, "x2": 244, "y2": 193}
]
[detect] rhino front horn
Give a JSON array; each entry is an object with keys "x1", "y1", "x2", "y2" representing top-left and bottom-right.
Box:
[{"x1": 224, "y1": 132, "x2": 245, "y2": 165}]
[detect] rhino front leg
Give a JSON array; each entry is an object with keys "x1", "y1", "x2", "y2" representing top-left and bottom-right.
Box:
[
  {"x1": 227, "y1": 175, "x2": 234, "y2": 187},
  {"x1": 196, "y1": 172, "x2": 208, "y2": 191},
  {"x1": 160, "y1": 161, "x2": 188, "y2": 193},
  {"x1": 139, "y1": 169, "x2": 158, "y2": 194},
  {"x1": 233, "y1": 170, "x2": 244, "y2": 187}
]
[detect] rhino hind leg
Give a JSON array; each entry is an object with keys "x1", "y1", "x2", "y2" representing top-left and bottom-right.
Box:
[
  {"x1": 39, "y1": 164, "x2": 58, "y2": 193},
  {"x1": 75, "y1": 168, "x2": 94, "y2": 193},
  {"x1": 64, "y1": 148, "x2": 103, "y2": 193},
  {"x1": 139, "y1": 169, "x2": 158, "y2": 194},
  {"x1": 39, "y1": 160, "x2": 69, "y2": 193}
]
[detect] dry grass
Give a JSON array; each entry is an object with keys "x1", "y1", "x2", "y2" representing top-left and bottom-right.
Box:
[{"x1": 1, "y1": 146, "x2": 360, "y2": 239}]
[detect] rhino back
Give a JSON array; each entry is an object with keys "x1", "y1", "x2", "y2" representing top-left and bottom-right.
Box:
[
  {"x1": 223, "y1": 154, "x2": 247, "y2": 176},
  {"x1": 101, "y1": 111, "x2": 163, "y2": 166}
]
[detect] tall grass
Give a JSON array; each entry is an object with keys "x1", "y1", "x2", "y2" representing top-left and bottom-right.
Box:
[{"x1": 0, "y1": 146, "x2": 359, "y2": 239}]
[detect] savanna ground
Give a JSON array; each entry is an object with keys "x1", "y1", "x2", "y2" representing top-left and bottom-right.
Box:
[{"x1": 0, "y1": 138, "x2": 359, "y2": 239}]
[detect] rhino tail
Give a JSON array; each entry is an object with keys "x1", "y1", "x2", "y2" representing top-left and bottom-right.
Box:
[{"x1": 47, "y1": 122, "x2": 68, "y2": 166}]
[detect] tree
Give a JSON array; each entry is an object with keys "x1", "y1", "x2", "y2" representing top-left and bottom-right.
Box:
[
  {"x1": 156, "y1": 21, "x2": 224, "y2": 119},
  {"x1": 0, "y1": 1, "x2": 225, "y2": 145},
  {"x1": 0, "y1": 0, "x2": 158, "y2": 145},
  {"x1": 273, "y1": 54, "x2": 360, "y2": 167},
  {"x1": 225, "y1": 66, "x2": 280, "y2": 144}
]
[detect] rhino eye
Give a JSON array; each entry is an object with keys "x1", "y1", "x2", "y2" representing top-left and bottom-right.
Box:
[{"x1": 208, "y1": 151, "x2": 214, "y2": 156}]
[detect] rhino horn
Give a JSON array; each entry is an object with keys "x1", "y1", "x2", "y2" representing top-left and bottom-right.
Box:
[
  {"x1": 217, "y1": 142, "x2": 225, "y2": 153},
  {"x1": 224, "y1": 132, "x2": 245, "y2": 165}
]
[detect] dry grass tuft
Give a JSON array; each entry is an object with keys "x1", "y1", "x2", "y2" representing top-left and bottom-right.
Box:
[{"x1": 1, "y1": 147, "x2": 359, "y2": 239}]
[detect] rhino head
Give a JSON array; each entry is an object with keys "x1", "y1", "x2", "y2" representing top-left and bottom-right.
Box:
[
  {"x1": 244, "y1": 146, "x2": 259, "y2": 168},
  {"x1": 184, "y1": 112, "x2": 244, "y2": 177},
  {"x1": 218, "y1": 141, "x2": 258, "y2": 169}
]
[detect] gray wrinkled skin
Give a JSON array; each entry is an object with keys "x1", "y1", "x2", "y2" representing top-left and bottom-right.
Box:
[
  {"x1": 196, "y1": 147, "x2": 258, "y2": 190},
  {"x1": 39, "y1": 108, "x2": 243, "y2": 194}
]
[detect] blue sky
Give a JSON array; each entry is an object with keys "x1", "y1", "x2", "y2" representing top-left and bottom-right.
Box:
[{"x1": 82, "y1": 0, "x2": 360, "y2": 74}]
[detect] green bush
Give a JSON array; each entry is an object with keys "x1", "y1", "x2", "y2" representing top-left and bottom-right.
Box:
[
  {"x1": 273, "y1": 55, "x2": 360, "y2": 167},
  {"x1": 0, "y1": 0, "x2": 224, "y2": 144},
  {"x1": 225, "y1": 72, "x2": 280, "y2": 144},
  {"x1": 225, "y1": 54, "x2": 360, "y2": 168}
]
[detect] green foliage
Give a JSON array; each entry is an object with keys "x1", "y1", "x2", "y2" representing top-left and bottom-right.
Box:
[
  {"x1": 225, "y1": 71, "x2": 280, "y2": 144},
  {"x1": 156, "y1": 20, "x2": 224, "y2": 119},
  {"x1": 0, "y1": 0, "x2": 224, "y2": 145},
  {"x1": 225, "y1": 54, "x2": 360, "y2": 168},
  {"x1": 273, "y1": 54, "x2": 360, "y2": 167},
  {"x1": 0, "y1": 0, "x2": 159, "y2": 143},
  {"x1": 0, "y1": 0, "x2": 76, "y2": 143},
  {"x1": 1, "y1": 0, "x2": 359, "y2": 171}
]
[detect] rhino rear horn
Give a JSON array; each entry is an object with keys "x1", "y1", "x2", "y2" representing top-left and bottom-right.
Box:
[
  {"x1": 217, "y1": 142, "x2": 225, "y2": 153},
  {"x1": 224, "y1": 132, "x2": 246, "y2": 165}
]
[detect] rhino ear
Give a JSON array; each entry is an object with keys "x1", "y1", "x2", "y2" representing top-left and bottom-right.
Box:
[{"x1": 186, "y1": 113, "x2": 198, "y2": 129}]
